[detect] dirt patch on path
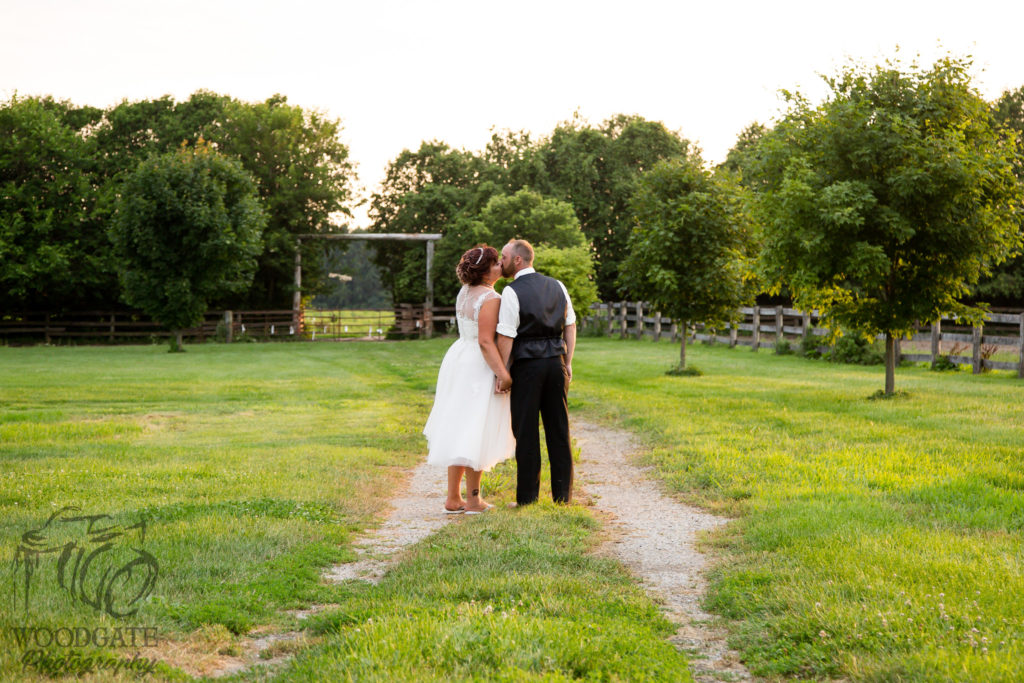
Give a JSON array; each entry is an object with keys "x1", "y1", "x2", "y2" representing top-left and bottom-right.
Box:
[{"x1": 574, "y1": 419, "x2": 752, "y2": 682}]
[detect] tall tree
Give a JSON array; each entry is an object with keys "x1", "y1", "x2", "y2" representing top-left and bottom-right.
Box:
[
  {"x1": 368, "y1": 142, "x2": 496, "y2": 304},
  {"x1": 0, "y1": 96, "x2": 114, "y2": 311},
  {"x1": 754, "y1": 56, "x2": 1023, "y2": 395},
  {"x1": 217, "y1": 95, "x2": 355, "y2": 308},
  {"x1": 618, "y1": 157, "x2": 756, "y2": 370},
  {"x1": 110, "y1": 143, "x2": 265, "y2": 351},
  {"x1": 529, "y1": 115, "x2": 690, "y2": 300},
  {"x1": 94, "y1": 92, "x2": 355, "y2": 309},
  {"x1": 973, "y1": 86, "x2": 1024, "y2": 304},
  {"x1": 474, "y1": 189, "x2": 597, "y2": 312}
]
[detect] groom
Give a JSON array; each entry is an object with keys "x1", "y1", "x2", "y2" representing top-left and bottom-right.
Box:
[{"x1": 496, "y1": 239, "x2": 577, "y2": 505}]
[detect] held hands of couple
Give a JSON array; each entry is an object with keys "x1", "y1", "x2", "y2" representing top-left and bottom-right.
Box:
[{"x1": 495, "y1": 373, "x2": 512, "y2": 394}]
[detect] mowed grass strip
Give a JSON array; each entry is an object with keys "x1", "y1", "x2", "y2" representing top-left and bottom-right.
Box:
[
  {"x1": 569, "y1": 338, "x2": 1024, "y2": 681},
  {"x1": 275, "y1": 504, "x2": 690, "y2": 682}
]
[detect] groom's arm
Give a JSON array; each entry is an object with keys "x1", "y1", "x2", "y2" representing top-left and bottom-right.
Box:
[
  {"x1": 497, "y1": 334, "x2": 514, "y2": 369},
  {"x1": 496, "y1": 286, "x2": 519, "y2": 371},
  {"x1": 559, "y1": 281, "x2": 577, "y2": 382}
]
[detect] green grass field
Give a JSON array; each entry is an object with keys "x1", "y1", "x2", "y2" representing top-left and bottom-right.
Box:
[
  {"x1": 303, "y1": 309, "x2": 396, "y2": 339},
  {"x1": 1, "y1": 337, "x2": 1022, "y2": 681},
  {"x1": 0, "y1": 341, "x2": 688, "y2": 681}
]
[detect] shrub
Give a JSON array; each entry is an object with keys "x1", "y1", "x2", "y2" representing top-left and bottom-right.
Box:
[
  {"x1": 799, "y1": 333, "x2": 822, "y2": 359},
  {"x1": 931, "y1": 355, "x2": 960, "y2": 372},
  {"x1": 826, "y1": 335, "x2": 885, "y2": 365},
  {"x1": 774, "y1": 339, "x2": 793, "y2": 355}
]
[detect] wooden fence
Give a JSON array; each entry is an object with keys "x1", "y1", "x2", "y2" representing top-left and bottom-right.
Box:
[
  {"x1": 0, "y1": 310, "x2": 302, "y2": 344},
  {"x1": 583, "y1": 302, "x2": 1024, "y2": 378},
  {"x1": 1, "y1": 307, "x2": 457, "y2": 344}
]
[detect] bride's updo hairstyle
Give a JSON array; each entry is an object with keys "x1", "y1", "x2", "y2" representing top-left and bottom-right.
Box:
[{"x1": 456, "y1": 245, "x2": 499, "y2": 285}]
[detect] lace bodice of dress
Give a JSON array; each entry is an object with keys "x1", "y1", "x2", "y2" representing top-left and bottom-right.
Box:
[{"x1": 454, "y1": 285, "x2": 500, "y2": 341}]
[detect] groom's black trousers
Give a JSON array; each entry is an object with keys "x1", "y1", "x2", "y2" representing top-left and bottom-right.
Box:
[{"x1": 510, "y1": 355, "x2": 572, "y2": 505}]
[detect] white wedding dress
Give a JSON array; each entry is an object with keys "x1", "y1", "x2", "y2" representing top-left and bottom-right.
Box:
[{"x1": 424, "y1": 285, "x2": 515, "y2": 471}]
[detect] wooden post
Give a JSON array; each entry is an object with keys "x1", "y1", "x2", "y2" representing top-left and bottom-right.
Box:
[
  {"x1": 619, "y1": 301, "x2": 628, "y2": 339},
  {"x1": 670, "y1": 320, "x2": 678, "y2": 342},
  {"x1": 293, "y1": 240, "x2": 302, "y2": 334},
  {"x1": 752, "y1": 307, "x2": 761, "y2": 351},
  {"x1": 1018, "y1": 313, "x2": 1024, "y2": 379},
  {"x1": 729, "y1": 323, "x2": 738, "y2": 348},
  {"x1": 972, "y1": 324, "x2": 983, "y2": 374},
  {"x1": 635, "y1": 301, "x2": 644, "y2": 339},
  {"x1": 802, "y1": 311, "x2": 811, "y2": 339},
  {"x1": 424, "y1": 239, "x2": 435, "y2": 339},
  {"x1": 607, "y1": 304, "x2": 615, "y2": 336},
  {"x1": 775, "y1": 306, "x2": 784, "y2": 345},
  {"x1": 931, "y1": 319, "x2": 941, "y2": 365},
  {"x1": 224, "y1": 310, "x2": 234, "y2": 343},
  {"x1": 653, "y1": 311, "x2": 662, "y2": 342}
]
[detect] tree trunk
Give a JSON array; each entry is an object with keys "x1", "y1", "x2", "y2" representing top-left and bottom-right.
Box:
[
  {"x1": 884, "y1": 332, "x2": 895, "y2": 395},
  {"x1": 679, "y1": 321, "x2": 688, "y2": 369},
  {"x1": 170, "y1": 330, "x2": 184, "y2": 353}
]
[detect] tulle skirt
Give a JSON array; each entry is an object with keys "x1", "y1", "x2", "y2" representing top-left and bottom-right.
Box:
[{"x1": 423, "y1": 338, "x2": 515, "y2": 471}]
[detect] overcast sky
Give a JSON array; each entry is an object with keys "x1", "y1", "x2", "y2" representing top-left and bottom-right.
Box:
[{"x1": 3, "y1": 0, "x2": 1022, "y2": 228}]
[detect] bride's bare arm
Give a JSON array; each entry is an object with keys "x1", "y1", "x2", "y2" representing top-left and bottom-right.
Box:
[{"x1": 478, "y1": 298, "x2": 512, "y2": 390}]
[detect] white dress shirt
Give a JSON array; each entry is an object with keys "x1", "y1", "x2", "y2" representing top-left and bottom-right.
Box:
[{"x1": 496, "y1": 267, "x2": 577, "y2": 338}]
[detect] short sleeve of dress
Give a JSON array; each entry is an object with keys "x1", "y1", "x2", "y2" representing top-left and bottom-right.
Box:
[{"x1": 471, "y1": 288, "x2": 501, "y2": 322}]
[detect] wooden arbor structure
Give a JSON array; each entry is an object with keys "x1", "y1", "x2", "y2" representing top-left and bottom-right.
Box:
[{"x1": 294, "y1": 233, "x2": 443, "y2": 338}]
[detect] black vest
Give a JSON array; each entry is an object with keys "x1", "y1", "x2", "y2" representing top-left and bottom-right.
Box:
[{"x1": 507, "y1": 272, "x2": 567, "y2": 361}]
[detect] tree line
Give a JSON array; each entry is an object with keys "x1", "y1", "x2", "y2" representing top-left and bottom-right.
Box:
[
  {"x1": 3, "y1": 54, "x2": 1022, "y2": 392},
  {"x1": 372, "y1": 55, "x2": 1024, "y2": 395},
  {"x1": 1, "y1": 91, "x2": 355, "y2": 316}
]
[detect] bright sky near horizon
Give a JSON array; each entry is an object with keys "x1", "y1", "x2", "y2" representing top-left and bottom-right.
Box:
[{"x1": 3, "y1": 0, "x2": 1023, "y2": 229}]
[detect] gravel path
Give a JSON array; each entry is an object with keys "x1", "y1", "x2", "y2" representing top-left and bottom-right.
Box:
[
  {"x1": 573, "y1": 419, "x2": 751, "y2": 682},
  {"x1": 321, "y1": 457, "x2": 451, "y2": 583},
  {"x1": 208, "y1": 419, "x2": 751, "y2": 680}
]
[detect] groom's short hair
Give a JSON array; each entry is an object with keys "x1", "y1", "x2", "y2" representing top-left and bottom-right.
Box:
[{"x1": 507, "y1": 239, "x2": 534, "y2": 265}]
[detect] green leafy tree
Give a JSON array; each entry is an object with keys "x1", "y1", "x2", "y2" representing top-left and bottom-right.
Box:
[
  {"x1": 312, "y1": 239, "x2": 392, "y2": 309},
  {"x1": 718, "y1": 122, "x2": 769, "y2": 183},
  {"x1": 527, "y1": 115, "x2": 690, "y2": 299},
  {"x1": 531, "y1": 243, "x2": 599, "y2": 315},
  {"x1": 753, "y1": 56, "x2": 1024, "y2": 394},
  {"x1": 110, "y1": 144, "x2": 265, "y2": 351},
  {"x1": 973, "y1": 86, "x2": 1024, "y2": 303},
  {"x1": 369, "y1": 142, "x2": 497, "y2": 304},
  {"x1": 476, "y1": 189, "x2": 597, "y2": 309},
  {"x1": 619, "y1": 157, "x2": 756, "y2": 370},
  {"x1": 373, "y1": 115, "x2": 687, "y2": 306},
  {"x1": 217, "y1": 95, "x2": 355, "y2": 308},
  {"x1": 0, "y1": 95, "x2": 114, "y2": 311},
  {"x1": 431, "y1": 189, "x2": 596, "y2": 308},
  {"x1": 94, "y1": 92, "x2": 355, "y2": 309}
]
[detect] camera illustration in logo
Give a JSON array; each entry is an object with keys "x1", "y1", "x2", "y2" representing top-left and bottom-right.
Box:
[{"x1": 13, "y1": 507, "x2": 159, "y2": 618}]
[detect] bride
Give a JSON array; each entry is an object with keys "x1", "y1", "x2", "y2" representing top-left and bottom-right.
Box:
[{"x1": 423, "y1": 245, "x2": 515, "y2": 514}]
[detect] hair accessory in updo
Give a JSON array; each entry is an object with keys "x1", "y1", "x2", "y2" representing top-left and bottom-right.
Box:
[{"x1": 474, "y1": 247, "x2": 484, "y2": 264}]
